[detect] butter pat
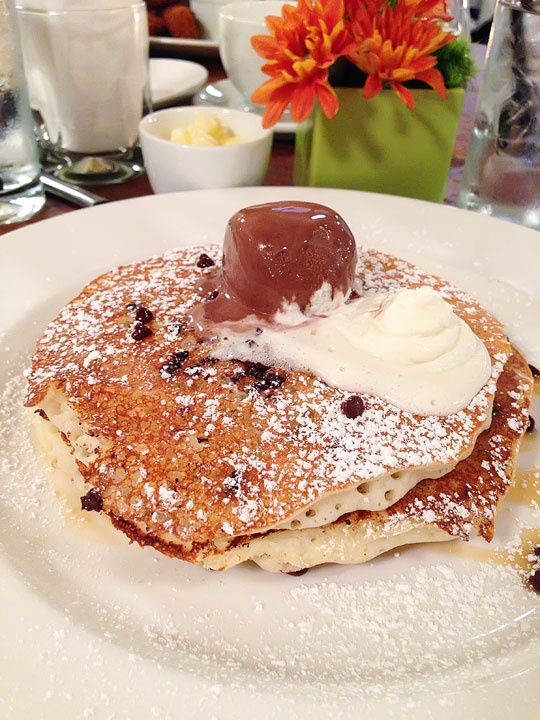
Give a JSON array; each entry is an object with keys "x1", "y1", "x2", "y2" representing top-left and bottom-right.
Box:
[{"x1": 170, "y1": 114, "x2": 243, "y2": 146}]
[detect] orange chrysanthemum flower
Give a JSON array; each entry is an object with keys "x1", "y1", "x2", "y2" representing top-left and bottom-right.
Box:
[
  {"x1": 251, "y1": 0, "x2": 356, "y2": 128},
  {"x1": 250, "y1": 0, "x2": 457, "y2": 124},
  {"x1": 347, "y1": 0, "x2": 454, "y2": 109},
  {"x1": 345, "y1": 0, "x2": 452, "y2": 22},
  {"x1": 407, "y1": 0, "x2": 453, "y2": 22}
]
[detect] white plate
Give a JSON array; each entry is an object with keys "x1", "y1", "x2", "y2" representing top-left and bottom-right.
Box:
[
  {"x1": 1, "y1": 188, "x2": 539, "y2": 720},
  {"x1": 194, "y1": 79, "x2": 298, "y2": 134},
  {"x1": 149, "y1": 58, "x2": 208, "y2": 108},
  {"x1": 150, "y1": 35, "x2": 219, "y2": 59}
]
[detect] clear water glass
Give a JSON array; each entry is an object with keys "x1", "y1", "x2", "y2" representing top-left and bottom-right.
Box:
[
  {"x1": 15, "y1": 1, "x2": 151, "y2": 186},
  {"x1": 0, "y1": 0, "x2": 44, "y2": 225},
  {"x1": 458, "y1": 0, "x2": 540, "y2": 229},
  {"x1": 447, "y1": 0, "x2": 472, "y2": 40}
]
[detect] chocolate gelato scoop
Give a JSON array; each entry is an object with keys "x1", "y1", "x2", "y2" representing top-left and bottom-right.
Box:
[{"x1": 198, "y1": 201, "x2": 357, "y2": 325}]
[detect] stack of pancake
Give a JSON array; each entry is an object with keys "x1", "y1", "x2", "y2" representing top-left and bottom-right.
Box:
[{"x1": 25, "y1": 226, "x2": 533, "y2": 572}]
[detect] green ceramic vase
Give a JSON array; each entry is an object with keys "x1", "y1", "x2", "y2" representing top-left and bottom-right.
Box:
[{"x1": 294, "y1": 87, "x2": 465, "y2": 203}]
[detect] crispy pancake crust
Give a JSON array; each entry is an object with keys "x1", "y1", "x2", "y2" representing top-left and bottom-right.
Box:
[
  {"x1": 364, "y1": 347, "x2": 532, "y2": 543},
  {"x1": 26, "y1": 245, "x2": 512, "y2": 551},
  {"x1": 74, "y1": 347, "x2": 532, "y2": 570},
  {"x1": 196, "y1": 347, "x2": 533, "y2": 570}
]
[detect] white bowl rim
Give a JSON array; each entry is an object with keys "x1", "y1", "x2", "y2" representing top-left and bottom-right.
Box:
[{"x1": 139, "y1": 106, "x2": 273, "y2": 150}]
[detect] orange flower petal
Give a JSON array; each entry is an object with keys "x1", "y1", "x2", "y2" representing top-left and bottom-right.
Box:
[
  {"x1": 316, "y1": 81, "x2": 339, "y2": 118},
  {"x1": 415, "y1": 68, "x2": 448, "y2": 98},
  {"x1": 390, "y1": 81, "x2": 415, "y2": 109},
  {"x1": 251, "y1": 35, "x2": 281, "y2": 59},
  {"x1": 261, "y1": 83, "x2": 295, "y2": 128},
  {"x1": 411, "y1": 0, "x2": 453, "y2": 22},
  {"x1": 363, "y1": 73, "x2": 383, "y2": 99},
  {"x1": 289, "y1": 83, "x2": 317, "y2": 123},
  {"x1": 251, "y1": 77, "x2": 284, "y2": 106}
]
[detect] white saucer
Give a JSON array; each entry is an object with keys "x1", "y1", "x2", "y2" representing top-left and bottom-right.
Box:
[
  {"x1": 149, "y1": 58, "x2": 209, "y2": 109},
  {"x1": 194, "y1": 79, "x2": 298, "y2": 134}
]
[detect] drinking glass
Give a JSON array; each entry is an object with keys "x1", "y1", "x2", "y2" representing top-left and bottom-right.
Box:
[
  {"x1": 0, "y1": 0, "x2": 45, "y2": 225},
  {"x1": 15, "y1": 0, "x2": 151, "y2": 185},
  {"x1": 458, "y1": 0, "x2": 540, "y2": 229},
  {"x1": 447, "y1": 0, "x2": 472, "y2": 40}
]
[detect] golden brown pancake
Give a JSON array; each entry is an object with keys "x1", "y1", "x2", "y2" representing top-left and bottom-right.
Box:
[
  {"x1": 25, "y1": 244, "x2": 524, "y2": 569},
  {"x1": 202, "y1": 347, "x2": 532, "y2": 571}
]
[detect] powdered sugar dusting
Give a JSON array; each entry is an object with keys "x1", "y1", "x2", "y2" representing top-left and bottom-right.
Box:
[
  {"x1": 23, "y1": 245, "x2": 513, "y2": 544},
  {"x1": 1, "y1": 352, "x2": 539, "y2": 717}
]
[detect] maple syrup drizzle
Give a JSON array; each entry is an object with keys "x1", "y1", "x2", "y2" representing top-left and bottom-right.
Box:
[
  {"x1": 504, "y1": 468, "x2": 540, "y2": 507},
  {"x1": 436, "y1": 469, "x2": 540, "y2": 582}
]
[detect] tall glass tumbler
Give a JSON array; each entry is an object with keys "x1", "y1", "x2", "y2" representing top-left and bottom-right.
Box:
[
  {"x1": 458, "y1": 0, "x2": 540, "y2": 229},
  {"x1": 15, "y1": 0, "x2": 151, "y2": 185},
  {"x1": 0, "y1": 0, "x2": 44, "y2": 225}
]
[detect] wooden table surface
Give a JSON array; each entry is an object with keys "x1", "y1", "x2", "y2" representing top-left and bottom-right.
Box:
[{"x1": 0, "y1": 58, "x2": 295, "y2": 237}]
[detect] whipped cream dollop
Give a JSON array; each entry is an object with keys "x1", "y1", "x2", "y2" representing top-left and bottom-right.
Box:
[{"x1": 212, "y1": 286, "x2": 492, "y2": 416}]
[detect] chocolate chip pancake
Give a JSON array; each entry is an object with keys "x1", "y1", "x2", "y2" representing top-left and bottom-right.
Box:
[
  {"x1": 202, "y1": 346, "x2": 532, "y2": 571},
  {"x1": 24, "y1": 241, "x2": 523, "y2": 572}
]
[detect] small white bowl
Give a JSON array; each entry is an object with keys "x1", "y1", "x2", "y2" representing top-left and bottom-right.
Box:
[{"x1": 139, "y1": 106, "x2": 273, "y2": 194}]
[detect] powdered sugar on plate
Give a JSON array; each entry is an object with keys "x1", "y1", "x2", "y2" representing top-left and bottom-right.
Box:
[
  {"x1": 1, "y1": 185, "x2": 540, "y2": 718},
  {"x1": 0, "y1": 348, "x2": 539, "y2": 718}
]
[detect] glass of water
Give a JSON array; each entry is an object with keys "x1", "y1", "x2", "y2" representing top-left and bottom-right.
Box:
[
  {"x1": 15, "y1": 0, "x2": 151, "y2": 186},
  {"x1": 0, "y1": 0, "x2": 44, "y2": 225},
  {"x1": 458, "y1": 0, "x2": 540, "y2": 229}
]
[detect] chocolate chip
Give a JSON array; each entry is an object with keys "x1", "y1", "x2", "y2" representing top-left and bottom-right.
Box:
[
  {"x1": 239, "y1": 362, "x2": 286, "y2": 392},
  {"x1": 244, "y1": 362, "x2": 270, "y2": 380},
  {"x1": 207, "y1": 290, "x2": 219, "y2": 301},
  {"x1": 534, "y1": 547, "x2": 540, "y2": 558},
  {"x1": 255, "y1": 327, "x2": 263, "y2": 335},
  {"x1": 254, "y1": 372, "x2": 286, "y2": 392},
  {"x1": 131, "y1": 322, "x2": 153, "y2": 341},
  {"x1": 126, "y1": 302, "x2": 137, "y2": 311},
  {"x1": 245, "y1": 339, "x2": 256, "y2": 348},
  {"x1": 286, "y1": 568, "x2": 309, "y2": 576},
  {"x1": 81, "y1": 488, "x2": 103, "y2": 512},
  {"x1": 162, "y1": 350, "x2": 189, "y2": 376},
  {"x1": 223, "y1": 471, "x2": 240, "y2": 494},
  {"x1": 169, "y1": 322, "x2": 183, "y2": 336},
  {"x1": 527, "y1": 415, "x2": 536, "y2": 433},
  {"x1": 529, "y1": 569, "x2": 540, "y2": 593},
  {"x1": 197, "y1": 253, "x2": 215, "y2": 268},
  {"x1": 349, "y1": 290, "x2": 360, "y2": 301},
  {"x1": 341, "y1": 395, "x2": 365, "y2": 419},
  {"x1": 529, "y1": 364, "x2": 540, "y2": 378},
  {"x1": 135, "y1": 305, "x2": 153, "y2": 324},
  {"x1": 197, "y1": 437, "x2": 209, "y2": 444}
]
